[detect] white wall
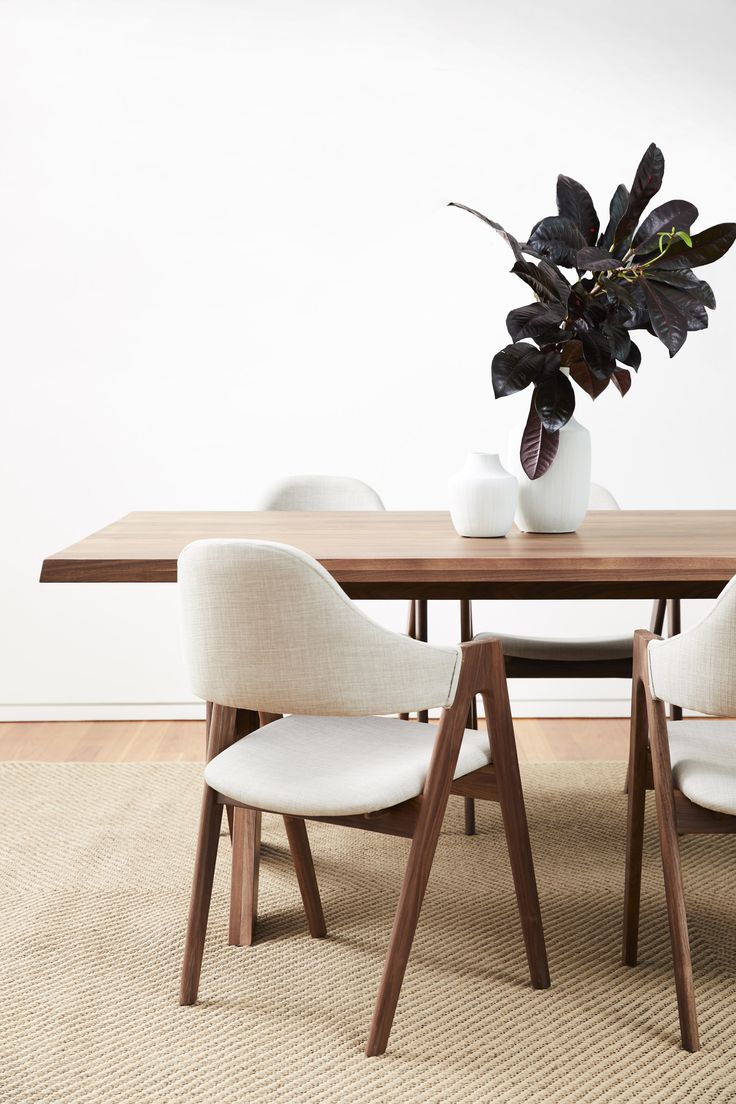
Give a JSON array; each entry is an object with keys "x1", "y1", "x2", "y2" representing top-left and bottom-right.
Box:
[{"x1": 1, "y1": 0, "x2": 735, "y2": 719}]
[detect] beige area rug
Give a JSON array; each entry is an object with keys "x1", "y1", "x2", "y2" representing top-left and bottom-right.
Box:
[{"x1": 2, "y1": 762, "x2": 736, "y2": 1104}]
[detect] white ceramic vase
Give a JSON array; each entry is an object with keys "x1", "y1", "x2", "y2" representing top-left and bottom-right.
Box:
[
  {"x1": 509, "y1": 416, "x2": 591, "y2": 534},
  {"x1": 448, "y1": 452, "x2": 518, "y2": 538}
]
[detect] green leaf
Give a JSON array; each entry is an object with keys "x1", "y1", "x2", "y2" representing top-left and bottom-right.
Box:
[
  {"x1": 676, "y1": 231, "x2": 693, "y2": 247},
  {"x1": 650, "y1": 223, "x2": 736, "y2": 269}
]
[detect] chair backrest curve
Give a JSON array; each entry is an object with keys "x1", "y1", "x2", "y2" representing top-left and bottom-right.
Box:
[
  {"x1": 588, "y1": 483, "x2": 620, "y2": 511},
  {"x1": 261, "y1": 475, "x2": 385, "y2": 511},
  {"x1": 648, "y1": 574, "x2": 736, "y2": 716},
  {"x1": 178, "y1": 539, "x2": 461, "y2": 716}
]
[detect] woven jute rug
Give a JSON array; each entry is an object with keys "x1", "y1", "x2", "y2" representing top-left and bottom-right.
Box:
[{"x1": 2, "y1": 761, "x2": 735, "y2": 1103}]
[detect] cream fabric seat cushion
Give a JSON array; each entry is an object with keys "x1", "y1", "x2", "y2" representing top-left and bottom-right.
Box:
[
  {"x1": 476, "y1": 632, "x2": 633, "y2": 663},
  {"x1": 668, "y1": 720, "x2": 736, "y2": 816},
  {"x1": 205, "y1": 715, "x2": 491, "y2": 817}
]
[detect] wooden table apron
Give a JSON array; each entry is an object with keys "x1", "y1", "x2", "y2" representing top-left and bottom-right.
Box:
[{"x1": 40, "y1": 510, "x2": 736, "y2": 600}]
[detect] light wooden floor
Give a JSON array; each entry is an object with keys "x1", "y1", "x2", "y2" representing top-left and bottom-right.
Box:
[{"x1": 0, "y1": 718, "x2": 630, "y2": 763}]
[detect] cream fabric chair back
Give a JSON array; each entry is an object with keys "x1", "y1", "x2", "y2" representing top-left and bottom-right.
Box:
[
  {"x1": 261, "y1": 475, "x2": 385, "y2": 511},
  {"x1": 179, "y1": 539, "x2": 461, "y2": 717},
  {"x1": 588, "y1": 483, "x2": 620, "y2": 511},
  {"x1": 648, "y1": 575, "x2": 736, "y2": 716}
]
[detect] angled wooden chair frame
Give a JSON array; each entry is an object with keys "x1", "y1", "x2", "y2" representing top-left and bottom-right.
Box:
[
  {"x1": 180, "y1": 638, "x2": 550, "y2": 1056},
  {"x1": 622, "y1": 629, "x2": 736, "y2": 1052}
]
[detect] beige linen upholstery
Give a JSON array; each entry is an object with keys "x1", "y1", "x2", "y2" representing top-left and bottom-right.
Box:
[
  {"x1": 205, "y1": 715, "x2": 491, "y2": 816},
  {"x1": 178, "y1": 539, "x2": 461, "y2": 716},
  {"x1": 648, "y1": 575, "x2": 736, "y2": 718},
  {"x1": 666, "y1": 720, "x2": 736, "y2": 816},
  {"x1": 261, "y1": 475, "x2": 385, "y2": 511},
  {"x1": 587, "y1": 483, "x2": 620, "y2": 510}
]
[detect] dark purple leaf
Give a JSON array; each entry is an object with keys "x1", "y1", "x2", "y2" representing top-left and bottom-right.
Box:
[
  {"x1": 533, "y1": 370, "x2": 575, "y2": 432},
  {"x1": 650, "y1": 284, "x2": 708, "y2": 331},
  {"x1": 511, "y1": 258, "x2": 567, "y2": 303},
  {"x1": 565, "y1": 282, "x2": 608, "y2": 329},
  {"x1": 650, "y1": 222, "x2": 736, "y2": 269},
  {"x1": 520, "y1": 402, "x2": 559, "y2": 480},
  {"x1": 631, "y1": 199, "x2": 699, "y2": 253},
  {"x1": 612, "y1": 368, "x2": 631, "y2": 396},
  {"x1": 581, "y1": 329, "x2": 617, "y2": 379},
  {"x1": 619, "y1": 283, "x2": 651, "y2": 330},
  {"x1": 491, "y1": 342, "x2": 546, "y2": 398},
  {"x1": 506, "y1": 302, "x2": 566, "y2": 342},
  {"x1": 526, "y1": 215, "x2": 587, "y2": 267},
  {"x1": 614, "y1": 143, "x2": 665, "y2": 249},
  {"x1": 599, "y1": 184, "x2": 629, "y2": 250},
  {"x1": 648, "y1": 267, "x2": 716, "y2": 308},
  {"x1": 618, "y1": 337, "x2": 641, "y2": 370},
  {"x1": 640, "y1": 278, "x2": 687, "y2": 356},
  {"x1": 556, "y1": 175, "x2": 599, "y2": 245},
  {"x1": 599, "y1": 276, "x2": 637, "y2": 309},
  {"x1": 563, "y1": 341, "x2": 610, "y2": 400},
  {"x1": 576, "y1": 246, "x2": 625, "y2": 272},
  {"x1": 447, "y1": 203, "x2": 527, "y2": 262},
  {"x1": 602, "y1": 318, "x2": 632, "y2": 362}
]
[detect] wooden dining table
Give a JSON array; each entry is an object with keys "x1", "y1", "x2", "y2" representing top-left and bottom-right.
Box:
[
  {"x1": 40, "y1": 508, "x2": 736, "y2": 946},
  {"x1": 40, "y1": 509, "x2": 736, "y2": 599}
]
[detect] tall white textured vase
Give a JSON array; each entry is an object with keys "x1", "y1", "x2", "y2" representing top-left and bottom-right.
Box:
[
  {"x1": 509, "y1": 416, "x2": 591, "y2": 534},
  {"x1": 448, "y1": 452, "x2": 518, "y2": 538}
]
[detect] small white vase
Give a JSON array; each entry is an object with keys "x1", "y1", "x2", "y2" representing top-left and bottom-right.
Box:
[
  {"x1": 448, "y1": 452, "x2": 518, "y2": 538},
  {"x1": 509, "y1": 416, "x2": 591, "y2": 534}
]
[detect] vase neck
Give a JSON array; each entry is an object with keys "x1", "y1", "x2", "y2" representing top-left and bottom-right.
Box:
[{"x1": 464, "y1": 451, "x2": 506, "y2": 474}]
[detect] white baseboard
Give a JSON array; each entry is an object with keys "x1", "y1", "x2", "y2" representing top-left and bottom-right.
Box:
[
  {"x1": 0, "y1": 697, "x2": 633, "y2": 722},
  {"x1": 0, "y1": 703, "x2": 208, "y2": 721}
]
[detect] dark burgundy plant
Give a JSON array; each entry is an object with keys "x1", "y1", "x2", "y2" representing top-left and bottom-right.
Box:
[{"x1": 450, "y1": 144, "x2": 736, "y2": 478}]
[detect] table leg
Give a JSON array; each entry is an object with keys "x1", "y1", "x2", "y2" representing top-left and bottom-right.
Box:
[
  {"x1": 416, "y1": 601, "x2": 429, "y2": 725},
  {"x1": 667, "y1": 600, "x2": 683, "y2": 721},
  {"x1": 460, "y1": 599, "x2": 477, "y2": 836}
]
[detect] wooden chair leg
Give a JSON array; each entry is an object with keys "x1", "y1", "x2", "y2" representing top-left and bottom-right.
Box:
[
  {"x1": 482, "y1": 652, "x2": 549, "y2": 991},
  {"x1": 283, "y1": 816, "x2": 326, "y2": 938},
  {"x1": 366, "y1": 648, "x2": 487, "y2": 1056},
  {"x1": 229, "y1": 807, "x2": 262, "y2": 947},
  {"x1": 623, "y1": 649, "x2": 649, "y2": 966},
  {"x1": 365, "y1": 786, "x2": 452, "y2": 1055},
  {"x1": 647, "y1": 693, "x2": 699, "y2": 1051},
  {"x1": 181, "y1": 702, "x2": 239, "y2": 1004},
  {"x1": 180, "y1": 783, "x2": 224, "y2": 1004},
  {"x1": 460, "y1": 598, "x2": 477, "y2": 836},
  {"x1": 416, "y1": 600, "x2": 429, "y2": 725}
]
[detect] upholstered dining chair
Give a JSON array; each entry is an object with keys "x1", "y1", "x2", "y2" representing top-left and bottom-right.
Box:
[
  {"x1": 261, "y1": 473, "x2": 385, "y2": 512},
  {"x1": 623, "y1": 576, "x2": 736, "y2": 1052},
  {"x1": 261, "y1": 474, "x2": 430, "y2": 723},
  {"x1": 178, "y1": 539, "x2": 549, "y2": 1055},
  {"x1": 461, "y1": 484, "x2": 680, "y2": 835}
]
